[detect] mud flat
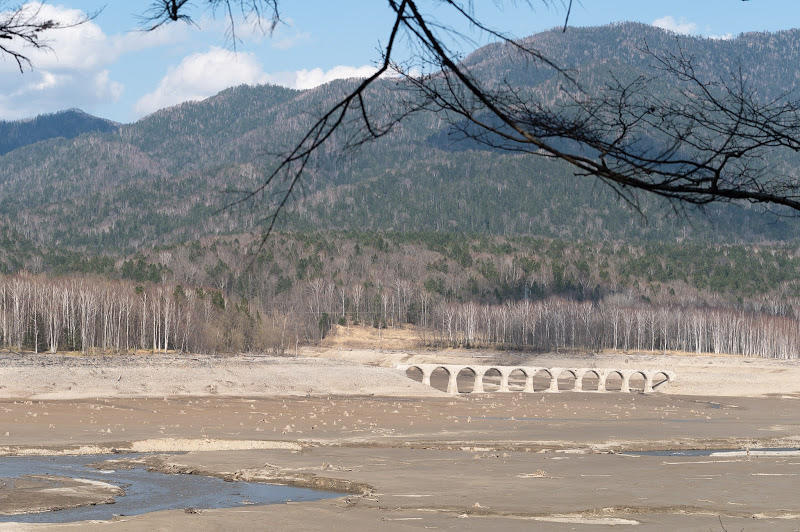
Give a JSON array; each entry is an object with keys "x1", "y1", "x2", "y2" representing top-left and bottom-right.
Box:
[
  {"x1": 54, "y1": 446, "x2": 800, "y2": 531},
  {"x1": 0, "y1": 393, "x2": 798, "y2": 529},
  {"x1": 0, "y1": 350, "x2": 799, "y2": 529},
  {"x1": 0, "y1": 454, "x2": 334, "y2": 524},
  {"x1": 0, "y1": 475, "x2": 122, "y2": 517}
]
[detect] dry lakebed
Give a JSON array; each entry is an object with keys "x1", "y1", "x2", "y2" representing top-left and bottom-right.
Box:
[{"x1": 0, "y1": 348, "x2": 799, "y2": 530}]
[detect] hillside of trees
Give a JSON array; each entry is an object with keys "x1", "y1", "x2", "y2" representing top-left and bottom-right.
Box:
[
  {"x1": 3, "y1": 268, "x2": 798, "y2": 359},
  {"x1": 0, "y1": 109, "x2": 118, "y2": 156},
  {"x1": 2, "y1": 24, "x2": 800, "y2": 253},
  {"x1": 2, "y1": 232, "x2": 800, "y2": 358},
  {"x1": 2, "y1": 23, "x2": 800, "y2": 358}
]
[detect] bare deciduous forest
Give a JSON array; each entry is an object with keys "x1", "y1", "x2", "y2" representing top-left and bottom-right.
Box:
[{"x1": 3, "y1": 258, "x2": 799, "y2": 359}]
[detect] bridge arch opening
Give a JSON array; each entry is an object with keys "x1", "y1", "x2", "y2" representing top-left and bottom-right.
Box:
[
  {"x1": 508, "y1": 369, "x2": 527, "y2": 392},
  {"x1": 532, "y1": 369, "x2": 552, "y2": 392},
  {"x1": 429, "y1": 367, "x2": 451, "y2": 392},
  {"x1": 557, "y1": 370, "x2": 577, "y2": 391},
  {"x1": 605, "y1": 371, "x2": 623, "y2": 392},
  {"x1": 405, "y1": 366, "x2": 424, "y2": 383},
  {"x1": 457, "y1": 367, "x2": 477, "y2": 393},
  {"x1": 628, "y1": 371, "x2": 647, "y2": 393},
  {"x1": 482, "y1": 368, "x2": 502, "y2": 392},
  {"x1": 581, "y1": 370, "x2": 601, "y2": 391},
  {"x1": 651, "y1": 371, "x2": 670, "y2": 391}
]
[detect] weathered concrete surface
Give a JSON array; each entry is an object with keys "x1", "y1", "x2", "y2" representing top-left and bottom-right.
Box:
[{"x1": 398, "y1": 363, "x2": 675, "y2": 394}]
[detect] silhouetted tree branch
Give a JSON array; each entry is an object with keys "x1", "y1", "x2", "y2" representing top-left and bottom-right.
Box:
[
  {"x1": 219, "y1": 0, "x2": 800, "y2": 236},
  {"x1": 0, "y1": 2, "x2": 83, "y2": 72},
  {"x1": 142, "y1": 0, "x2": 280, "y2": 45},
  {"x1": 0, "y1": 0, "x2": 278, "y2": 71},
  {"x1": 403, "y1": 35, "x2": 800, "y2": 212}
]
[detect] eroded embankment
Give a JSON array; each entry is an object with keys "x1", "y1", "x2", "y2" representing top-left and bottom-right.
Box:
[
  {"x1": 0, "y1": 439, "x2": 302, "y2": 457},
  {"x1": 4, "y1": 433, "x2": 800, "y2": 459},
  {"x1": 95, "y1": 454, "x2": 373, "y2": 496}
]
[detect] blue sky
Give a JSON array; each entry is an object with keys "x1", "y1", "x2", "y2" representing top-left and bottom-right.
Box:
[{"x1": 1, "y1": 1, "x2": 798, "y2": 123}]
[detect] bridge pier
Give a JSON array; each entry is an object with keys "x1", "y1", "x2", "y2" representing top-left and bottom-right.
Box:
[
  {"x1": 447, "y1": 371, "x2": 458, "y2": 395},
  {"x1": 620, "y1": 372, "x2": 631, "y2": 393},
  {"x1": 524, "y1": 372, "x2": 534, "y2": 393},
  {"x1": 548, "y1": 368, "x2": 562, "y2": 393},
  {"x1": 574, "y1": 370, "x2": 585, "y2": 392},
  {"x1": 422, "y1": 368, "x2": 431, "y2": 387},
  {"x1": 473, "y1": 370, "x2": 485, "y2": 393},
  {"x1": 499, "y1": 370, "x2": 511, "y2": 393},
  {"x1": 597, "y1": 371, "x2": 607, "y2": 392},
  {"x1": 644, "y1": 375, "x2": 655, "y2": 394}
]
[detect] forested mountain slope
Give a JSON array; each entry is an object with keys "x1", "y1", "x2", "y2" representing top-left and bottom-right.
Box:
[
  {"x1": 1, "y1": 23, "x2": 800, "y2": 256},
  {"x1": 0, "y1": 109, "x2": 118, "y2": 156}
]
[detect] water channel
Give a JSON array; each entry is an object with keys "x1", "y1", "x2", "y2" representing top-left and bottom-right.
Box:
[{"x1": 0, "y1": 454, "x2": 337, "y2": 523}]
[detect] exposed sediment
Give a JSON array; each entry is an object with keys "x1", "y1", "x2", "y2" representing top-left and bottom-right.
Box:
[
  {"x1": 0, "y1": 475, "x2": 123, "y2": 517},
  {"x1": 1, "y1": 350, "x2": 800, "y2": 530}
]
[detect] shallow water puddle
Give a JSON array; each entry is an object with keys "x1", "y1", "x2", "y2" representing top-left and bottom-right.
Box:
[
  {"x1": 626, "y1": 448, "x2": 800, "y2": 457},
  {"x1": 0, "y1": 454, "x2": 336, "y2": 523}
]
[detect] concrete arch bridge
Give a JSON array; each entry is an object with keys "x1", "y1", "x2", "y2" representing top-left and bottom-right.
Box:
[{"x1": 398, "y1": 364, "x2": 675, "y2": 395}]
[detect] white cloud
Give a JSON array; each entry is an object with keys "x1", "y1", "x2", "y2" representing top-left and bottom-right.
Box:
[
  {"x1": 653, "y1": 16, "x2": 737, "y2": 41},
  {"x1": 135, "y1": 47, "x2": 270, "y2": 115},
  {"x1": 0, "y1": 69, "x2": 124, "y2": 119},
  {"x1": 112, "y1": 24, "x2": 190, "y2": 55},
  {"x1": 1, "y1": 4, "x2": 370, "y2": 120},
  {"x1": 93, "y1": 70, "x2": 124, "y2": 101},
  {"x1": 0, "y1": 2, "x2": 182, "y2": 119},
  {"x1": 291, "y1": 65, "x2": 378, "y2": 90},
  {"x1": 135, "y1": 49, "x2": 378, "y2": 116},
  {"x1": 0, "y1": 3, "x2": 178, "y2": 72},
  {"x1": 652, "y1": 16, "x2": 699, "y2": 36},
  {"x1": 269, "y1": 18, "x2": 311, "y2": 50},
  {"x1": 708, "y1": 33, "x2": 734, "y2": 41}
]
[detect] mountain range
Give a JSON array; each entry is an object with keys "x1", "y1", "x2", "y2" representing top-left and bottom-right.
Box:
[{"x1": 1, "y1": 22, "x2": 800, "y2": 267}]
